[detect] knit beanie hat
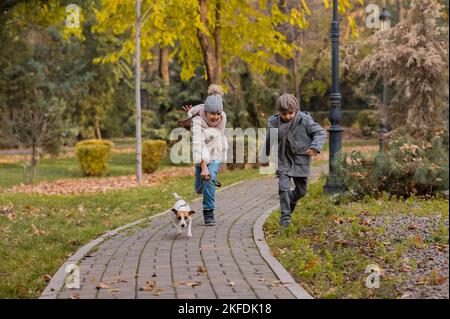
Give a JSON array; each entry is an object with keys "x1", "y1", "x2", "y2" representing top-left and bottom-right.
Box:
[
  {"x1": 277, "y1": 93, "x2": 299, "y2": 112},
  {"x1": 204, "y1": 94, "x2": 223, "y2": 113}
]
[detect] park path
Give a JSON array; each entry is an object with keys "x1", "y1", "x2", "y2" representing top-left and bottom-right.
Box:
[{"x1": 41, "y1": 166, "x2": 326, "y2": 299}]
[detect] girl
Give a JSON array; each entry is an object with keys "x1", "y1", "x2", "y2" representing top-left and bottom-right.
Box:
[{"x1": 182, "y1": 85, "x2": 228, "y2": 226}]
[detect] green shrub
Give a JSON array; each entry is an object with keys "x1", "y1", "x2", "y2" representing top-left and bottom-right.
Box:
[
  {"x1": 355, "y1": 110, "x2": 379, "y2": 137},
  {"x1": 337, "y1": 134, "x2": 449, "y2": 198},
  {"x1": 142, "y1": 140, "x2": 167, "y2": 173},
  {"x1": 75, "y1": 139, "x2": 114, "y2": 176}
]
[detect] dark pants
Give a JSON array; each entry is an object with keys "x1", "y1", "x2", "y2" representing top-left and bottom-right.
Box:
[{"x1": 278, "y1": 174, "x2": 308, "y2": 222}]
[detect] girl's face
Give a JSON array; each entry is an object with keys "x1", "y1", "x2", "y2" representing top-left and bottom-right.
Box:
[
  {"x1": 205, "y1": 111, "x2": 221, "y2": 123},
  {"x1": 280, "y1": 111, "x2": 296, "y2": 122}
]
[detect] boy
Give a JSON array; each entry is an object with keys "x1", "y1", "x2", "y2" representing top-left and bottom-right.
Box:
[{"x1": 260, "y1": 93, "x2": 326, "y2": 227}]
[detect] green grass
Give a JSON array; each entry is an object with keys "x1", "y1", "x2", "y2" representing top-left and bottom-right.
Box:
[
  {"x1": 0, "y1": 152, "x2": 190, "y2": 189},
  {"x1": 264, "y1": 180, "x2": 449, "y2": 299},
  {"x1": 0, "y1": 167, "x2": 261, "y2": 298}
]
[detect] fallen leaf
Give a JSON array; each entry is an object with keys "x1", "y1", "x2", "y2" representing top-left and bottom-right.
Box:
[
  {"x1": 415, "y1": 276, "x2": 428, "y2": 285},
  {"x1": 185, "y1": 280, "x2": 201, "y2": 287},
  {"x1": 359, "y1": 217, "x2": 371, "y2": 226},
  {"x1": 31, "y1": 224, "x2": 45, "y2": 236},
  {"x1": 153, "y1": 288, "x2": 164, "y2": 296},
  {"x1": 41, "y1": 274, "x2": 52, "y2": 283},
  {"x1": 7, "y1": 212, "x2": 17, "y2": 222},
  {"x1": 335, "y1": 240, "x2": 349, "y2": 247},
  {"x1": 108, "y1": 288, "x2": 119, "y2": 293},
  {"x1": 140, "y1": 280, "x2": 156, "y2": 291},
  {"x1": 197, "y1": 265, "x2": 207, "y2": 274},
  {"x1": 227, "y1": 281, "x2": 235, "y2": 287},
  {"x1": 96, "y1": 282, "x2": 112, "y2": 289},
  {"x1": 432, "y1": 275, "x2": 447, "y2": 285},
  {"x1": 414, "y1": 235, "x2": 423, "y2": 245},
  {"x1": 70, "y1": 293, "x2": 80, "y2": 299},
  {"x1": 271, "y1": 280, "x2": 281, "y2": 287},
  {"x1": 172, "y1": 279, "x2": 201, "y2": 287}
]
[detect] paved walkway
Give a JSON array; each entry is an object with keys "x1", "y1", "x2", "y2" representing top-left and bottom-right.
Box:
[{"x1": 41, "y1": 166, "x2": 326, "y2": 299}]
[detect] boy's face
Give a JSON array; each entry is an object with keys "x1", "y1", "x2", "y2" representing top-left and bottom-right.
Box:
[
  {"x1": 205, "y1": 111, "x2": 221, "y2": 123},
  {"x1": 279, "y1": 111, "x2": 296, "y2": 122}
]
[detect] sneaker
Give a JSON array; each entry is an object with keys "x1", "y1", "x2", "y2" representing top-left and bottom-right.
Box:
[
  {"x1": 203, "y1": 209, "x2": 216, "y2": 226},
  {"x1": 279, "y1": 219, "x2": 290, "y2": 228},
  {"x1": 205, "y1": 219, "x2": 216, "y2": 226}
]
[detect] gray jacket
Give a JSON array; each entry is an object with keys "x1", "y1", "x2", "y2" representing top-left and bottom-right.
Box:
[{"x1": 260, "y1": 111, "x2": 326, "y2": 177}]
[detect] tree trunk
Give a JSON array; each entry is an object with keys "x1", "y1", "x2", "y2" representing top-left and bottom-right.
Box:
[
  {"x1": 197, "y1": 0, "x2": 216, "y2": 84},
  {"x1": 213, "y1": 0, "x2": 222, "y2": 84},
  {"x1": 299, "y1": 38, "x2": 328, "y2": 89},
  {"x1": 159, "y1": 45, "x2": 170, "y2": 86},
  {"x1": 290, "y1": 27, "x2": 301, "y2": 100},
  {"x1": 277, "y1": 0, "x2": 289, "y2": 89},
  {"x1": 396, "y1": 0, "x2": 404, "y2": 21},
  {"x1": 292, "y1": 54, "x2": 300, "y2": 100},
  {"x1": 30, "y1": 139, "x2": 38, "y2": 184},
  {"x1": 95, "y1": 117, "x2": 102, "y2": 140}
]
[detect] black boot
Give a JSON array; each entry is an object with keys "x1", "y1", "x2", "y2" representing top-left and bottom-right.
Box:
[{"x1": 203, "y1": 209, "x2": 216, "y2": 226}]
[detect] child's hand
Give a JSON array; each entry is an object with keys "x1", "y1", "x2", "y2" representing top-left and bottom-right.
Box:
[
  {"x1": 306, "y1": 148, "x2": 319, "y2": 156},
  {"x1": 182, "y1": 104, "x2": 193, "y2": 112},
  {"x1": 201, "y1": 167, "x2": 210, "y2": 180}
]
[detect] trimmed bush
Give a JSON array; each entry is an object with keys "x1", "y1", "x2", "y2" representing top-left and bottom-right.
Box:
[
  {"x1": 142, "y1": 140, "x2": 167, "y2": 173},
  {"x1": 355, "y1": 110, "x2": 379, "y2": 137},
  {"x1": 337, "y1": 134, "x2": 449, "y2": 198},
  {"x1": 75, "y1": 139, "x2": 114, "y2": 176}
]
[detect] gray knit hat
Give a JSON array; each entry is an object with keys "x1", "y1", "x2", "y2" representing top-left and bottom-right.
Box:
[
  {"x1": 276, "y1": 93, "x2": 299, "y2": 112},
  {"x1": 204, "y1": 94, "x2": 223, "y2": 113}
]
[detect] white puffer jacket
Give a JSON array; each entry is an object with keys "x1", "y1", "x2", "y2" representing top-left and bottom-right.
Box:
[{"x1": 189, "y1": 106, "x2": 228, "y2": 164}]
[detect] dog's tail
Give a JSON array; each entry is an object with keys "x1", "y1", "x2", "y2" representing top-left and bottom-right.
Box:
[{"x1": 173, "y1": 192, "x2": 182, "y2": 201}]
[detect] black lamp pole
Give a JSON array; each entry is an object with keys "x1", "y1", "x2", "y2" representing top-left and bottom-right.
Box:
[
  {"x1": 378, "y1": 7, "x2": 391, "y2": 152},
  {"x1": 324, "y1": 0, "x2": 344, "y2": 194}
]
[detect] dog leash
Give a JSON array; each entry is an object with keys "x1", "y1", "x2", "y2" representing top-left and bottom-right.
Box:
[{"x1": 190, "y1": 176, "x2": 222, "y2": 199}]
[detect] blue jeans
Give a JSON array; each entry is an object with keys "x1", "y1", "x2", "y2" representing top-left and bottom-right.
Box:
[{"x1": 195, "y1": 160, "x2": 221, "y2": 211}]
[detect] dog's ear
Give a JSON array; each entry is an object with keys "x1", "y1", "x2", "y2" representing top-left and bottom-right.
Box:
[
  {"x1": 171, "y1": 208, "x2": 177, "y2": 214},
  {"x1": 188, "y1": 210, "x2": 196, "y2": 216}
]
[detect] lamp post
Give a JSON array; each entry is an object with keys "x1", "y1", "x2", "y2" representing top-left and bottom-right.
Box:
[
  {"x1": 324, "y1": 0, "x2": 344, "y2": 194},
  {"x1": 378, "y1": 7, "x2": 391, "y2": 152}
]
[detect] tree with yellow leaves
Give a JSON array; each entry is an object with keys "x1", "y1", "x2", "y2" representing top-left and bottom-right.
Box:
[{"x1": 93, "y1": 0, "x2": 360, "y2": 84}]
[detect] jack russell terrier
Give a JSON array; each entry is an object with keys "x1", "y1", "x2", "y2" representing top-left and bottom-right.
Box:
[{"x1": 171, "y1": 193, "x2": 195, "y2": 238}]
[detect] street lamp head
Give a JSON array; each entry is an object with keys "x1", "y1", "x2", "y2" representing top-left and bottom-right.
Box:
[{"x1": 379, "y1": 7, "x2": 392, "y2": 31}]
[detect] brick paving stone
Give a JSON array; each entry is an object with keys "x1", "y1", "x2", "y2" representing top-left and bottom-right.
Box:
[{"x1": 51, "y1": 167, "x2": 325, "y2": 299}]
